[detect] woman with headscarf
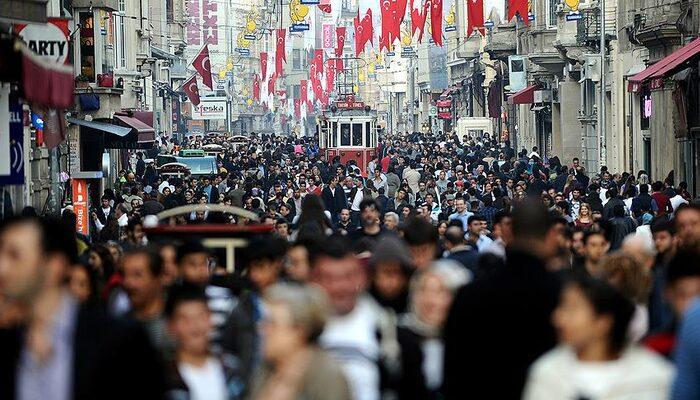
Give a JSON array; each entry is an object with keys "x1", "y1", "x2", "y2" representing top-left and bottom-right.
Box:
[{"x1": 396, "y1": 260, "x2": 470, "y2": 400}]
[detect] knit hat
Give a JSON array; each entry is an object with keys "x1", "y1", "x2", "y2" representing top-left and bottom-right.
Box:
[{"x1": 369, "y1": 236, "x2": 414, "y2": 272}]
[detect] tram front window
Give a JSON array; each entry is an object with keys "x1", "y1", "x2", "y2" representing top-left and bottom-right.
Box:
[
  {"x1": 341, "y1": 124, "x2": 351, "y2": 146},
  {"x1": 352, "y1": 123, "x2": 363, "y2": 146}
]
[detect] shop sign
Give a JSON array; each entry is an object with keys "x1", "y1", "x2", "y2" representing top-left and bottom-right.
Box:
[
  {"x1": 71, "y1": 179, "x2": 89, "y2": 236},
  {"x1": 192, "y1": 97, "x2": 227, "y2": 120},
  {"x1": 14, "y1": 18, "x2": 71, "y2": 65}
]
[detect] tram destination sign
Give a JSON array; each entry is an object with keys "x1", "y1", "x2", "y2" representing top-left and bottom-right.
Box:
[{"x1": 335, "y1": 100, "x2": 365, "y2": 109}]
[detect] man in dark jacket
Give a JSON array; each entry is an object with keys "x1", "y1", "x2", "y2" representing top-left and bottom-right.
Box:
[
  {"x1": 321, "y1": 175, "x2": 348, "y2": 223},
  {"x1": 0, "y1": 216, "x2": 164, "y2": 400},
  {"x1": 631, "y1": 183, "x2": 655, "y2": 218},
  {"x1": 134, "y1": 151, "x2": 146, "y2": 179},
  {"x1": 585, "y1": 183, "x2": 604, "y2": 213},
  {"x1": 608, "y1": 204, "x2": 637, "y2": 250},
  {"x1": 603, "y1": 187, "x2": 626, "y2": 220},
  {"x1": 443, "y1": 224, "x2": 478, "y2": 275},
  {"x1": 443, "y1": 201, "x2": 561, "y2": 400}
]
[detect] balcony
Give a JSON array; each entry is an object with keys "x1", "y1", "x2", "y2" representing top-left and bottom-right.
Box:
[
  {"x1": 72, "y1": 0, "x2": 118, "y2": 11},
  {"x1": 485, "y1": 25, "x2": 517, "y2": 62},
  {"x1": 74, "y1": 85, "x2": 124, "y2": 119},
  {"x1": 528, "y1": 27, "x2": 565, "y2": 76},
  {"x1": 0, "y1": 0, "x2": 47, "y2": 23}
]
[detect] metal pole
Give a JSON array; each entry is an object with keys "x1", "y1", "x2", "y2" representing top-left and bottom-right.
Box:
[
  {"x1": 599, "y1": 0, "x2": 606, "y2": 169},
  {"x1": 47, "y1": 147, "x2": 61, "y2": 215},
  {"x1": 407, "y1": 56, "x2": 415, "y2": 132}
]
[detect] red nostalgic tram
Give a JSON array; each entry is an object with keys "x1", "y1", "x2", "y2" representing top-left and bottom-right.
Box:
[{"x1": 317, "y1": 95, "x2": 378, "y2": 174}]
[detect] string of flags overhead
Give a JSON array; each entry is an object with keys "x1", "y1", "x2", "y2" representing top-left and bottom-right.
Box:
[{"x1": 182, "y1": 1, "x2": 533, "y2": 121}]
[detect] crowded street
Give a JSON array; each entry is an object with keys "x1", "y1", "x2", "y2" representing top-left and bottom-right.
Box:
[{"x1": 2, "y1": 0, "x2": 700, "y2": 399}]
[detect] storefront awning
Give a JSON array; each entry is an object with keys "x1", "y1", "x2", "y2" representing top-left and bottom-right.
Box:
[
  {"x1": 508, "y1": 85, "x2": 538, "y2": 105},
  {"x1": 628, "y1": 37, "x2": 700, "y2": 92},
  {"x1": 131, "y1": 111, "x2": 154, "y2": 128},
  {"x1": 114, "y1": 114, "x2": 156, "y2": 147},
  {"x1": 67, "y1": 118, "x2": 132, "y2": 136}
]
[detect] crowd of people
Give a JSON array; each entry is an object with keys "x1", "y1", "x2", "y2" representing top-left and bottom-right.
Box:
[{"x1": 1, "y1": 129, "x2": 700, "y2": 400}]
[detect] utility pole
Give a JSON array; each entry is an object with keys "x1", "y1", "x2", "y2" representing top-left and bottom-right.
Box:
[{"x1": 599, "y1": 0, "x2": 606, "y2": 169}]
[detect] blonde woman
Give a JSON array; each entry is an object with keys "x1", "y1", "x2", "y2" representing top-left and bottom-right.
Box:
[{"x1": 574, "y1": 203, "x2": 594, "y2": 230}]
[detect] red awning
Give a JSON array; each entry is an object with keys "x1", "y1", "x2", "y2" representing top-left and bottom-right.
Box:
[
  {"x1": 132, "y1": 111, "x2": 154, "y2": 128},
  {"x1": 628, "y1": 37, "x2": 700, "y2": 92},
  {"x1": 114, "y1": 114, "x2": 155, "y2": 144},
  {"x1": 508, "y1": 85, "x2": 537, "y2": 105}
]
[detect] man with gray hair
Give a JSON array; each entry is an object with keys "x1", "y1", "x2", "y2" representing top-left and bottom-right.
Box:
[
  {"x1": 383, "y1": 212, "x2": 399, "y2": 231},
  {"x1": 621, "y1": 234, "x2": 656, "y2": 272}
]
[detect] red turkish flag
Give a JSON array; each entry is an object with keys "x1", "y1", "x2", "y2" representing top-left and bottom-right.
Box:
[
  {"x1": 363, "y1": 10, "x2": 374, "y2": 46},
  {"x1": 335, "y1": 27, "x2": 346, "y2": 58},
  {"x1": 318, "y1": 4, "x2": 331, "y2": 13},
  {"x1": 253, "y1": 74, "x2": 260, "y2": 101},
  {"x1": 192, "y1": 44, "x2": 213, "y2": 90},
  {"x1": 268, "y1": 72, "x2": 277, "y2": 95},
  {"x1": 508, "y1": 0, "x2": 530, "y2": 25},
  {"x1": 380, "y1": 0, "x2": 393, "y2": 50},
  {"x1": 430, "y1": 0, "x2": 443, "y2": 46},
  {"x1": 411, "y1": 0, "x2": 429, "y2": 42},
  {"x1": 467, "y1": 0, "x2": 485, "y2": 37},
  {"x1": 260, "y1": 52, "x2": 268, "y2": 80},
  {"x1": 313, "y1": 49, "x2": 324, "y2": 78},
  {"x1": 275, "y1": 29, "x2": 286, "y2": 76},
  {"x1": 390, "y1": 0, "x2": 407, "y2": 41},
  {"x1": 294, "y1": 98, "x2": 301, "y2": 119},
  {"x1": 183, "y1": 75, "x2": 200, "y2": 106},
  {"x1": 355, "y1": 10, "x2": 374, "y2": 56},
  {"x1": 300, "y1": 79, "x2": 309, "y2": 107},
  {"x1": 325, "y1": 61, "x2": 335, "y2": 95}
]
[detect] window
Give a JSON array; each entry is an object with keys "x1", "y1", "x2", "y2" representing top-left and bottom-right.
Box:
[
  {"x1": 340, "y1": 124, "x2": 351, "y2": 146},
  {"x1": 510, "y1": 59, "x2": 524, "y2": 72},
  {"x1": 292, "y1": 49, "x2": 301, "y2": 70},
  {"x1": 166, "y1": 0, "x2": 174, "y2": 23},
  {"x1": 292, "y1": 84, "x2": 300, "y2": 100},
  {"x1": 114, "y1": 0, "x2": 126, "y2": 69},
  {"x1": 545, "y1": 0, "x2": 558, "y2": 29},
  {"x1": 352, "y1": 123, "x2": 363, "y2": 146},
  {"x1": 79, "y1": 12, "x2": 96, "y2": 80}
]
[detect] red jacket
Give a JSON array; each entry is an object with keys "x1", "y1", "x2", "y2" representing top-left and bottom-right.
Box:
[{"x1": 651, "y1": 192, "x2": 672, "y2": 215}]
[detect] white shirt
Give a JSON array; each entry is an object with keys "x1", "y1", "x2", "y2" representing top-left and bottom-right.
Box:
[
  {"x1": 351, "y1": 188, "x2": 364, "y2": 212},
  {"x1": 178, "y1": 358, "x2": 228, "y2": 400},
  {"x1": 523, "y1": 346, "x2": 673, "y2": 400},
  {"x1": 320, "y1": 298, "x2": 381, "y2": 400},
  {"x1": 117, "y1": 213, "x2": 129, "y2": 227},
  {"x1": 670, "y1": 194, "x2": 688, "y2": 214}
]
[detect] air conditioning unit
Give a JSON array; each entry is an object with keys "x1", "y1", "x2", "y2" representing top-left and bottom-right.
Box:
[
  {"x1": 508, "y1": 55, "x2": 527, "y2": 92},
  {"x1": 584, "y1": 55, "x2": 601, "y2": 82}
]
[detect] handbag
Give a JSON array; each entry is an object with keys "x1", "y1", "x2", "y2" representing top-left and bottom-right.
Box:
[
  {"x1": 79, "y1": 87, "x2": 100, "y2": 111},
  {"x1": 97, "y1": 73, "x2": 114, "y2": 87}
]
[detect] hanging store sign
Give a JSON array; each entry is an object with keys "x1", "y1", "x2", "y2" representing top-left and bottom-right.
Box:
[
  {"x1": 322, "y1": 24, "x2": 334, "y2": 49},
  {"x1": 71, "y1": 179, "x2": 89, "y2": 236},
  {"x1": 192, "y1": 97, "x2": 227, "y2": 120},
  {"x1": 437, "y1": 99, "x2": 452, "y2": 120},
  {"x1": 14, "y1": 18, "x2": 71, "y2": 65},
  {"x1": 0, "y1": 91, "x2": 25, "y2": 185}
]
